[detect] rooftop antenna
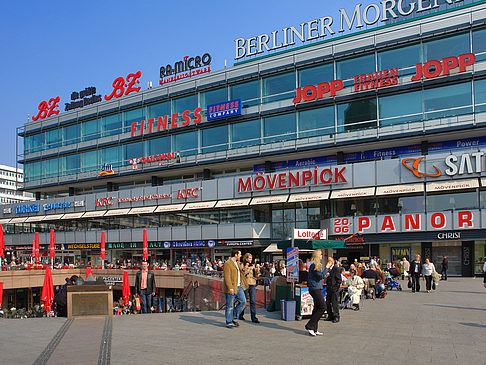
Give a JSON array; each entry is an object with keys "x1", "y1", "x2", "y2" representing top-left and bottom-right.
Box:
[
  {"x1": 224, "y1": 59, "x2": 227, "y2": 68},
  {"x1": 147, "y1": 81, "x2": 153, "y2": 89},
  {"x1": 27, "y1": 114, "x2": 30, "y2": 122}
]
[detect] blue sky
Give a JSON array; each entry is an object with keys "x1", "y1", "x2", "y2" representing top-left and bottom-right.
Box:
[{"x1": 0, "y1": 0, "x2": 378, "y2": 167}]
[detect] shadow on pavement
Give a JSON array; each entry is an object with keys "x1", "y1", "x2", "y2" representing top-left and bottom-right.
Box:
[
  {"x1": 446, "y1": 291, "x2": 486, "y2": 295},
  {"x1": 459, "y1": 322, "x2": 486, "y2": 328},
  {"x1": 424, "y1": 304, "x2": 486, "y2": 311}
]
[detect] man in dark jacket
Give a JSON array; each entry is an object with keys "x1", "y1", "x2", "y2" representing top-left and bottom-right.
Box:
[
  {"x1": 325, "y1": 258, "x2": 342, "y2": 323},
  {"x1": 409, "y1": 254, "x2": 422, "y2": 293},
  {"x1": 135, "y1": 260, "x2": 156, "y2": 313},
  {"x1": 441, "y1": 256, "x2": 448, "y2": 280}
]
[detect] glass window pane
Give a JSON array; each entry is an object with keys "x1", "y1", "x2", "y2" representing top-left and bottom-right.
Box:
[
  {"x1": 32, "y1": 133, "x2": 45, "y2": 153},
  {"x1": 298, "y1": 63, "x2": 334, "y2": 87},
  {"x1": 102, "y1": 114, "x2": 121, "y2": 137},
  {"x1": 423, "y1": 33, "x2": 470, "y2": 62},
  {"x1": 262, "y1": 72, "x2": 295, "y2": 103},
  {"x1": 263, "y1": 113, "x2": 296, "y2": 143},
  {"x1": 424, "y1": 82, "x2": 472, "y2": 119},
  {"x1": 101, "y1": 146, "x2": 120, "y2": 167},
  {"x1": 81, "y1": 150, "x2": 98, "y2": 172},
  {"x1": 147, "y1": 102, "x2": 169, "y2": 119},
  {"x1": 81, "y1": 119, "x2": 100, "y2": 142},
  {"x1": 62, "y1": 124, "x2": 80, "y2": 146},
  {"x1": 378, "y1": 44, "x2": 421, "y2": 74},
  {"x1": 45, "y1": 129, "x2": 60, "y2": 149},
  {"x1": 474, "y1": 78, "x2": 486, "y2": 113},
  {"x1": 123, "y1": 108, "x2": 144, "y2": 133},
  {"x1": 200, "y1": 88, "x2": 227, "y2": 110},
  {"x1": 124, "y1": 142, "x2": 144, "y2": 161},
  {"x1": 202, "y1": 125, "x2": 228, "y2": 153},
  {"x1": 337, "y1": 97, "x2": 377, "y2": 132},
  {"x1": 231, "y1": 119, "x2": 260, "y2": 148},
  {"x1": 473, "y1": 28, "x2": 486, "y2": 60},
  {"x1": 379, "y1": 90, "x2": 423, "y2": 126},
  {"x1": 230, "y1": 80, "x2": 260, "y2": 107},
  {"x1": 173, "y1": 131, "x2": 197, "y2": 155},
  {"x1": 43, "y1": 158, "x2": 59, "y2": 179},
  {"x1": 298, "y1": 105, "x2": 335, "y2": 138},
  {"x1": 337, "y1": 54, "x2": 375, "y2": 80},
  {"x1": 427, "y1": 191, "x2": 478, "y2": 211},
  {"x1": 173, "y1": 95, "x2": 197, "y2": 115},
  {"x1": 148, "y1": 136, "x2": 170, "y2": 155},
  {"x1": 62, "y1": 154, "x2": 80, "y2": 175}
]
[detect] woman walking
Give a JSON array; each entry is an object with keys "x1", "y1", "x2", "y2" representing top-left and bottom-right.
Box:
[
  {"x1": 305, "y1": 250, "x2": 331, "y2": 336},
  {"x1": 422, "y1": 258, "x2": 436, "y2": 293}
]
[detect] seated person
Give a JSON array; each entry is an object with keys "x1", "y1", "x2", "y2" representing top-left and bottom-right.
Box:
[
  {"x1": 345, "y1": 269, "x2": 364, "y2": 310},
  {"x1": 361, "y1": 265, "x2": 380, "y2": 297}
]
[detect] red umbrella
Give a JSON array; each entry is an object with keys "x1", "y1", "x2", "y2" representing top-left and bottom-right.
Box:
[
  {"x1": 0, "y1": 282, "x2": 3, "y2": 307},
  {"x1": 122, "y1": 271, "x2": 130, "y2": 305},
  {"x1": 32, "y1": 239, "x2": 35, "y2": 260},
  {"x1": 85, "y1": 267, "x2": 94, "y2": 279},
  {"x1": 49, "y1": 230, "x2": 55, "y2": 261},
  {"x1": 143, "y1": 229, "x2": 148, "y2": 261},
  {"x1": 101, "y1": 232, "x2": 106, "y2": 261},
  {"x1": 35, "y1": 232, "x2": 40, "y2": 263},
  {"x1": 41, "y1": 267, "x2": 54, "y2": 313},
  {"x1": 0, "y1": 225, "x2": 4, "y2": 259}
]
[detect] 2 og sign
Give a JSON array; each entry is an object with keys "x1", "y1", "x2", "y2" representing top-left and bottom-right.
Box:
[{"x1": 333, "y1": 218, "x2": 351, "y2": 234}]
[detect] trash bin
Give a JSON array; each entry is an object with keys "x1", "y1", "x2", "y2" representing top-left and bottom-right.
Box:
[{"x1": 281, "y1": 300, "x2": 296, "y2": 321}]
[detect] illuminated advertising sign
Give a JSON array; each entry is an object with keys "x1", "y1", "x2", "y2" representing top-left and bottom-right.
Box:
[
  {"x1": 129, "y1": 152, "x2": 180, "y2": 169},
  {"x1": 99, "y1": 163, "x2": 114, "y2": 176},
  {"x1": 159, "y1": 53, "x2": 212, "y2": 85},
  {"x1": 130, "y1": 108, "x2": 202, "y2": 137},
  {"x1": 207, "y1": 99, "x2": 241, "y2": 121},
  {"x1": 14, "y1": 204, "x2": 40, "y2": 214}
]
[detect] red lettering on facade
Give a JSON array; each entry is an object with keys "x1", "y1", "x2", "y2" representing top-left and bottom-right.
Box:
[
  {"x1": 404, "y1": 214, "x2": 421, "y2": 231},
  {"x1": 457, "y1": 211, "x2": 473, "y2": 228},
  {"x1": 358, "y1": 217, "x2": 371, "y2": 232},
  {"x1": 381, "y1": 216, "x2": 396, "y2": 232},
  {"x1": 431, "y1": 213, "x2": 446, "y2": 229}
]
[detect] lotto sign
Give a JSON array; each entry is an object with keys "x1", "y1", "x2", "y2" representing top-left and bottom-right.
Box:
[
  {"x1": 287, "y1": 247, "x2": 299, "y2": 283},
  {"x1": 293, "y1": 228, "x2": 327, "y2": 240}
]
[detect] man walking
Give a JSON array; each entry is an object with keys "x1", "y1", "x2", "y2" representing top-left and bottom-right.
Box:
[
  {"x1": 325, "y1": 257, "x2": 342, "y2": 323},
  {"x1": 223, "y1": 249, "x2": 247, "y2": 328},
  {"x1": 409, "y1": 254, "x2": 422, "y2": 293},
  {"x1": 135, "y1": 260, "x2": 156, "y2": 313},
  {"x1": 441, "y1": 256, "x2": 448, "y2": 280}
]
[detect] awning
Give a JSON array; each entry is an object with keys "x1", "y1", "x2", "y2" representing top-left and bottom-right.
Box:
[
  {"x1": 25, "y1": 216, "x2": 45, "y2": 223},
  {"x1": 82, "y1": 211, "x2": 107, "y2": 218},
  {"x1": 215, "y1": 198, "x2": 251, "y2": 208},
  {"x1": 277, "y1": 239, "x2": 346, "y2": 250},
  {"x1": 154, "y1": 204, "x2": 185, "y2": 213},
  {"x1": 263, "y1": 243, "x2": 280, "y2": 253},
  {"x1": 376, "y1": 183, "x2": 424, "y2": 196},
  {"x1": 128, "y1": 206, "x2": 157, "y2": 215},
  {"x1": 9, "y1": 217, "x2": 29, "y2": 223},
  {"x1": 0, "y1": 218, "x2": 11, "y2": 224},
  {"x1": 250, "y1": 195, "x2": 288, "y2": 205},
  {"x1": 426, "y1": 178, "x2": 479, "y2": 192},
  {"x1": 481, "y1": 177, "x2": 486, "y2": 187},
  {"x1": 330, "y1": 187, "x2": 375, "y2": 199},
  {"x1": 183, "y1": 201, "x2": 217, "y2": 210},
  {"x1": 104, "y1": 208, "x2": 131, "y2": 217},
  {"x1": 288, "y1": 191, "x2": 329, "y2": 203},
  {"x1": 61, "y1": 212, "x2": 85, "y2": 220},
  {"x1": 43, "y1": 214, "x2": 65, "y2": 221}
]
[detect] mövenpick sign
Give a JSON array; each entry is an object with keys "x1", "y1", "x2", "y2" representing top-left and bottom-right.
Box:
[{"x1": 234, "y1": 0, "x2": 465, "y2": 60}]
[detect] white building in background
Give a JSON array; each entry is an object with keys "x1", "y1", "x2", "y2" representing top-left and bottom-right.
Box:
[{"x1": 0, "y1": 165, "x2": 34, "y2": 205}]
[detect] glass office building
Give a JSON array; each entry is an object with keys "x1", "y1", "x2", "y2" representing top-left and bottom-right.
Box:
[{"x1": 3, "y1": 1, "x2": 486, "y2": 275}]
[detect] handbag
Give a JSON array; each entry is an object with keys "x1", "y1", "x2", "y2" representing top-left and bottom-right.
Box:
[
  {"x1": 407, "y1": 277, "x2": 412, "y2": 288},
  {"x1": 432, "y1": 281, "x2": 436, "y2": 290}
]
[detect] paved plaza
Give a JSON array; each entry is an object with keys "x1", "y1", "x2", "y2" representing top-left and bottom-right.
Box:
[{"x1": 0, "y1": 277, "x2": 485, "y2": 365}]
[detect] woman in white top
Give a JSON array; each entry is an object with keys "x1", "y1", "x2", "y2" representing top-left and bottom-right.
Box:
[{"x1": 422, "y1": 258, "x2": 436, "y2": 293}]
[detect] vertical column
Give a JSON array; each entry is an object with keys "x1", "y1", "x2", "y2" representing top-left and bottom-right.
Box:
[{"x1": 461, "y1": 241, "x2": 474, "y2": 277}]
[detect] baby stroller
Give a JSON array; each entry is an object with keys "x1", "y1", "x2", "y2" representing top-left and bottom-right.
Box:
[{"x1": 384, "y1": 269, "x2": 402, "y2": 291}]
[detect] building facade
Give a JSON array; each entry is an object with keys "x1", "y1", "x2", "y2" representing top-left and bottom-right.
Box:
[
  {"x1": 3, "y1": 1, "x2": 486, "y2": 275},
  {"x1": 0, "y1": 165, "x2": 34, "y2": 205}
]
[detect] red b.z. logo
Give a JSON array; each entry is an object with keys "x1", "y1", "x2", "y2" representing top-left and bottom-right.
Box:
[
  {"x1": 104, "y1": 71, "x2": 142, "y2": 101},
  {"x1": 32, "y1": 96, "x2": 60, "y2": 121}
]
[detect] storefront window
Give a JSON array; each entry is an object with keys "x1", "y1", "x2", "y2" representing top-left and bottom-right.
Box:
[
  {"x1": 172, "y1": 94, "x2": 197, "y2": 115},
  {"x1": 334, "y1": 198, "x2": 375, "y2": 217},
  {"x1": 230, "y1": 80, "x2": 260, "y2": 107},
  {"x1": 102, "y1": 114, "x2": 121, "y2": 137},
  {"x1": 148, "y1": 136, "x2": 170, "y2": 155},
  {"x1": 160, "y1": 213, "x2": 187, "y2": 226},
  {"x1": 230, "y1": 119, "x2": 260, "y2": 148},
  {"x1": 147, "y1": 101, "x2": 170, "y2": 119},
  {"x1": 298, "y1": 105, "x2": 335, "y2": 138},
  {"x1": 200, "y1": 88, "x2": 227, "y2": 111},
  {"x1": 188, "y1": 211, "x2": 220, "y2": 225},
  {"x1": 81, "y1": 150, "x2": 99, "y2": 172},
  {"x1": 379, "y1": 90, "x2": 423, "y2": 126},
  {"x1": 378, "y1": 44, "x2": 421, "y2": 74},
  {"x1": 263, "y1": 113, "x2": 296, "y2": 143},
  {"x1": 426, "y1": 190, "x2": 478, "y2": 211},
  {"x1": 377, "y1": 195, "x2": 425, "y2": 214},
  {"x1": 123, "y1": 108, "x2": 144, "y2": 134},
  {"x1": 336, "y1": 54, "x2": 375, "y2": 81},
  {"x1": 262, "y1": 72, "x2": 295, "y2": 104},
  {"x1": 423, "y1": 33, "x2": 470, "y2": 62},
  {"x1": 201, "y1": 125, "x2": 228, "y2": 153},
  {"x1": 62, "y1": 124, "x2": 80, "y2": 146},
  {"x1": 46, "y1": 129, "x2": 61, "y2": 149},
  {"x1": 474, "y1": 241, "x2": 486, "y2": 275},
  {"x1": 220, "y1": 209, "x2": 252, "y2": 223},
  {"x1": 478, "y1": 190, "x2": 486, "y2": 209},
  {"x1": 474, "y1": 78, "x2": 486, "y2": 113},
  {"x1": 133, "y1": 216, "x2": 159, "y2": 228},
  {"x1": 110, "y1": 217, "x2": 133, "y2": 229},
  {"x1": 124, "y1": 142, "x2": 144, "y2": 162},
  {"x1": 424, "y1": 82, "x2": 472, "y2": 120},
  {"x1": 81, "y1": 119, "x2": 100, "y2": 142},
  {"x1": 337, "y1": 97, "x2": 377, "y2": 132},
  {"x1": 298, "y1": 63, "x2": 334, "y2": 87},
  {"x1": 173, "y1": 131, "x2": 197, "y2": 155}
]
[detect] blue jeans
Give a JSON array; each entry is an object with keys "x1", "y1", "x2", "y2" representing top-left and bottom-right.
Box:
[
  {"x1": 240, "y1": 285, "x2": 257, "y2": 321},
  {"x1": 225, "y1": 286, "x2": 246, "y2": 325},
  {"x1": 140, "y1": 289, "x2": 152, "y2": 314}
]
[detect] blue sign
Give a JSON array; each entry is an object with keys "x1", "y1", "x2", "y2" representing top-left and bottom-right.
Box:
[
  {"x1": 43, "y1": 202, "x2": 72, "y2": 211},
  {"x1": 14, "y1": 204, "x2": 40, "y2": 215},
  {"x1": 207, "y1": 99, "x2": 241, "y2": 121}
]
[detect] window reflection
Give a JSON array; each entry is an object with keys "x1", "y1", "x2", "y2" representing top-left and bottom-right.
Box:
[
  {"x1": 426, "y1": 191, "x2": 478, "y2": 211},
  {"x1": 337, "y1": 98, "x2": 377, "y2": 132},
  {"x1": 262, "y1": 72, "x2": 295, "y2": 103},
  {"x1": 230, "y1": 80, "x2": 260, "y2": 107}
]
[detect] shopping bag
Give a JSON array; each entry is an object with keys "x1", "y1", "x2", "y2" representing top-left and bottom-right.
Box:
[
  {"x1": 432, "y1": 281, "x2": 436, "y2": 290},
  {"x1": 135, "y1": 296, "x2": 141, "y2": 311},
  {"x1": 407, "y1": 277, "x2": 412, "y2": 288}
]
